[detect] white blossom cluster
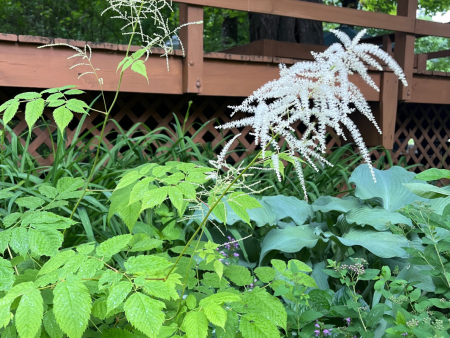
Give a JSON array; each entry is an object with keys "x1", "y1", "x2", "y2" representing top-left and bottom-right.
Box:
[{"x1": 216, "y1": 29, "x2": 408, "y2": 193}]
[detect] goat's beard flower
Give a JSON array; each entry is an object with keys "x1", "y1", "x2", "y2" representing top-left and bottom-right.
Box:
[{"x1": 215, "y1": 29, "x2": 407, "y2": 199}]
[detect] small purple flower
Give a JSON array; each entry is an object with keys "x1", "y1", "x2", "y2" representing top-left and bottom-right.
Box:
[
  {"x1": 315, "y1": 323, "x2": 320, "y2": 328},
  {"x1": 225, "y1": 262, "x2": 229, "y2": 265},
  {"x1": 254, "y1": 278, "x2": 257, "y2": 282},
  {"x1": 345, "y1": 317, "x2": 351, "y2": 326},
  {"x1": 233, "y1": 253, "x2": 239, "y2": 257},
  {"x1": 227, "y1": 236, "x2": 232, "y2": 240},
  {"x1": 323, "y1": 329, "x2": 331, "y2": 336},
  {"x1": 249, "y1": 284, "x2": 253, "y2": 287},
  {"x1": 401, "y1": 334, "x2": 408, "y2": 337},
  {"x1": 219, "y1": 259, "x2": 223, "y2": 262},
  {"x1": 314, "y1": 330, "x2": 320, "y2": 337}
]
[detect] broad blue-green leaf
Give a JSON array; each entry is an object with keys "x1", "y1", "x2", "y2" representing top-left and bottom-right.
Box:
[
  {"x1": 53, "y1": 278, "x2": 91, "y2": 338},
  {"x1": 349, "y1": 165, "x2": 427, "y2": 211},
  {"x1": 53, "y1": 106, "x2": 73, "y2": 133},
  {"x1": 124, "y1": 293, "x2": 165, "y2": 337},
  {"x1": 312, "y1": 196, "x2": 363, "y2": 213},
  {"x1": 345, "y1": 206, "x2": 412, "y2": 230},
  {"x1": 260, "y1": 225, "x2": 321, "y2": 263},
  {"x1": 25, "y1": 98, "x2": 45, "y2": 130},
  {"x1": 337, "y1": 228, "x2": 410, "y2": 258},
  {"x1": 15, "y1": 286, "x2": 43, "y2": 338}
]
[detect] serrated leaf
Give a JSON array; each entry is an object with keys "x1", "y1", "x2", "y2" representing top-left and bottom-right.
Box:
[
  {"x1": 38, "y1": 250, "x2": 75, "y2": 275},
  {"x1": 118, "y1": 201, "x2": 141, "y2": 232},
  {"x1": 124, "y1": 293, "x2": 165, "y2": 337},
  {"x1": 116, "y1": 171, "x2": 142, "y2": 190},
  {"x1": 131, "y1": 48, "x2": 148, "y2": 60},
  {"x1": 223, "y1": 265, "x2": 252, "y2": 286},
  {"x1": 168, "y1": 186, "x2": 184, "y2": 214},
  {"x1": 38, "y1": 186, "x2": 58, "y2": 199},
  {"x1": 53, "y1": 278, "x2": 91, "y2": 338},
  {"x1": 53, "y1": 106, "x2": 73, "y2": 133},
  {"x1": 10, "y1": 227, "x2": 29, "y2": 256},
  {"x1": 15, "y1": 196, "x2": 45, "y2": 211},
  {"x1": 98, "y1": 269, "x2": 122, "y2": 291},
  {"x1": 183, "y1": 310, "x2": 209, "y2": 338},
  {"x1": 204, "y1": 303, "x2": 227, "y2": 328},
  {"x1": 107, "y1": 281, "x2": 133, "y2": 313},
  {"x1": 254, "y1": 267, "x2": 276, "y2": 283},
  {"x1": 129, "y1": 177, "x2": 155, "y2": 204},
  {"x1": 56, "y1": 177, "x2": 85, "y2": 194},
  {"x1": 3, "y1": 99, "x2": 20, "y2": 124},
  {"x1": 124, "y1": 255, "x2": 172, "y2": 275},
  {"x1": 102, "y1": 328, "x2": 135, "y2": 338},
  {"x1": 44, "y1": 201, "x2": 68, "y2": 210},
  {"x1": 0, "y1": 98, "x2": 16, "y2": 112},
  {"x1": 244, "y1": 287, "x2": 286, "y2": 329},
  {"x1": 59, "y1": 85, "x2": 77, "y2": 91},
  {"x1": 15, "y1": 286, "x2": 43, "y2": 338},
  {"x1": 214, "y1": 260, "x2": 224, "y2": 280},
  {"x1": 216, "y1": 310, "x2": 238, "y2": 338},
  {"x1": 64, "y1": 89, "x2": 85, "y2": 95},
  {"x1": 289, "y1": 260, "x2": 312, "y2": 273},
  {"x1": 0, "y1": 258, "x2": 15, "y2": 292},
  {"x1": 48, "y1": 100, "x2": 65, "y2": 108},
  {"x1": 141, "y1": 187, "x2": 168, "y2": 211},
  {"x1": 43, "y1": 310, "x2": 63, "y2": 338},
  {"x1": 129, "y1": 238, "x2": 163, "y2": 252},
  {"x1": 92, "y1": 298, "x2": 108, "y2": 320},
  {"x1": 162, "y1": 172, "x2": 185, "y2": 185},
  {"x1": 96, "y1": 234, "x2": 132, "y2": 257},
  {"x1": 143, "y1": 280, "x2": 179, "y2": 301},
  {"x1": 15, "y1": 92, "x2": 42, "y2": 100},
  {"x1": 65, "y1": 99, "x2": 88, "y2": 114},
  {"x1": 239, "y1": 313, "x2": 280, "y2": 338},
  {"x1": 25, "y1": 98, "x2": 45, "y2": 130},
  {"x1": 3, "y1": 213, "x2": 21, "y2": 228},
  {"x1": 131, "y1": 60, "x2": 148, "y2": 83},
  {"x1": 178, "y1": 182, "x2": 197, "y2": 200},
  {"x1": 46, "y1": 93, "x2": 64, "y2": 102},
  {"x1": 186, "y1": 294, "x2": 197, "y2": 310},
  {"x1": 0, "y1": 229, "x2": 12, "y2": 254},
  {"x1": 28, "y1": 227, "x2": 63, "y2": 257}
]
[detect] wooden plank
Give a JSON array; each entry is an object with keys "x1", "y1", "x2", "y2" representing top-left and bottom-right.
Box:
[
  {"x1": 416, "y1": 20, "x2": 450, "y2": 38},
  {"x1": 410, "y1": 75, "x2": 450, "y2": 104},
  {"x1": 179, "y1": 4, "x2": 203, "y2": 93},
  {"x1": 394, "y1": 0, "x2": 417, "y2": 101},
  {"x1": 175, "y1": 0, "x2": 415, "y2": 32},
  {"x1": 426, "y1": 49, "x2": 450, "y2": 60},
  {"x1": 417, "y1": 53, "x2": 428, "y2": 73},
  {"x1": 0, "y1": 41, "x2": 183, "y2": 94},
  {"x1": 0, "y1": 34, "x2": 17, "y2": 42},
  {"x1": 379, "y1": 72, "x2": 399, "y2": 149}
]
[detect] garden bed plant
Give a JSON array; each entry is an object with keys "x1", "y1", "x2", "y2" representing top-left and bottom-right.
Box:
[{"x1": 0, "y1": 1, "x2": 449, "y2": 338}]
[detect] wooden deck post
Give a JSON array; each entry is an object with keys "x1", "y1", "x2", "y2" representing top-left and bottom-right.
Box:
[
  {"x1": 179, "y1": 4, "x2": 204, "y2": 94},
  {"x1": 380, "y1": 72, "x2": 399, "y2": 149},
  {"x1": 394, "y1": 0, "x2": 417, "y2": 101}
]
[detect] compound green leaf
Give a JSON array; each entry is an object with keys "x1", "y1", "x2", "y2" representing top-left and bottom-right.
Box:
[
  {"x1": 15, "y1": 286, "x2": 43, "y2": 338},
  {"x1": 10, "y1": 227, "x2": 29, "y2": 256},
  {"x1": 118, "y1": 201, "x2": 141, "y2": 232},
  {"x1": 53, "y1": 278, "x2": 91, "y2": 338},
  {"x1": 25, "y1": 98, "x2": 45, "y2": 130},
  {"x1": 43, "y1": 310, "x2": 63, "y2": 338},
  {"x1": 254, "y1": 267, "x2": 276, "y2": 283},
  {"x1": 131, "y1": 60, "x2": 148, "y2": 83},
  {"x1": 223, "y1": 265, "x2": 252, "y2": 286},
  {"x1": 65, "y1": 99, "x2": 89, "y2": 114},
  {"x1": 239, "y1": 313, "x2": 280, "y2": 338},
  {"x1": 15, "y1": 92, "x2": 42, "y2": 100},
  {"x1": 15, "y1": 197, "x2": 45, "y2": 211},
  {"x1": 124, "y1": 293, "x2": 165, "y2": 338},
  {"x1": 3, "y1": 213, "x2": 20, "y2": 228},
  {"x1": 244, "y1": 287, "x2": 286, "y2": 329},
  {"x1": 178, "y1": 182, "x2": 197, "y2": 200},
  {"x1": 64, "y1": 89, "x2": 85, "y2": 95},
  {"x1": 38, "y1": 250, "x2": 75, "y2": 275},
  {"x1": 203, "y1": 303, "x2": 227, "y2": 328},
  {"x1": 143, "y1": 280, "x2": 179, "y2": 301},
  {"x1": 0, "y1": 297, "x2": 12, "y2": 328},
  {"x1": 116, "y1": 171, "x2": 142, "y2": 191},
  {"x1": 199, "y1": 292, "x2": 241, "y2": 306},
  {"x1": 3, "y1": 99, "x2": 20, "y2": 125},
  {"x1": 0, "y1": 258, "x2": 14, "y2": 292},
  {"x1": 0, "y1": 98, "x2": 16, "y2": 112},
  {"x1": 129, "y1": 238, "x2": 163, "y2": 252},
  {"x1": 38, "y1": 186, "x2": 58, "y2": 199},
  {"x1": 28, "y1": 227, "x2": 63, "y2": 257},
  {"x1": 46, "y1": 93, "x2": 64, "y2": 102},
  {"x1": 56, "y1": 177, "x2": 84, "y2": 194},
  {"x1": 124, "y1": 255, "x2": 172, "y2": 275},
  {"x1": 216, "y1": 310, "x2": 239, "y2": 338},
  {"x1": 141, "y1": 187, "x2": 168, "y2": 211},
  {"x1": 183, "y1": 310, "x2": 209, "y2": 338},
  {"x1": 107, "y1": 281, "x2": 133, "y2": 313},
  {"x1": 96, "y1": 234, "x2": 132, "y2": 258},
  {"x1": 168, "y1": 186, "x2": 184, "y2": 214},
  {"x1": 102, "y1": 328, "x2": 135, "y2": 338},
  {"x1": 48, "y1": 100, "x2": 65, "y2": 108},
  {"x1": 53, "y1": 106, "x2": 73, "y2": 133},
  {"x1": 0, "y1": 229, "x2": 11, "y2": 254}
]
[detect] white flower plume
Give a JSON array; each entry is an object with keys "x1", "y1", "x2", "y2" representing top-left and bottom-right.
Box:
[{"x1": 216, "y1": 29, "x2": 408, "y2": 195}]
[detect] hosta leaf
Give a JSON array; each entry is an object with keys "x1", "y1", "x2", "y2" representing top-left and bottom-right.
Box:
[
  {"x1": 124, "y1": 293, "x2": 165, "y2": 337},
  {"x1": 53, "y1": 278, "x2": 91, "y2": 338},
  {"x1": 43, "y1": 310, "x2": 63, "y2": 338},
  {"x1": 107, "y1": 281, "x2": 133, "y2": 313},
  {"x1": 244, "y1": 287, "x2": 286, "y2": 329},
  {"x1": 3, "y1": 99, "x2": 20, "y2": 124},
  {"x1": 38, "y1": 250, "x2": 75, "y2": 275},
  {"x1": 96, "y1": 234, "x2": 132, "y2": 258},
  {"x1": 65, "y1": 99, "x2": 89, "y2": 114},
  {"x1": 25, "y1": 98, "x2": 45, "y2": 130},
  {"x1": 118, "y1": 201, "x2": 141, "y2": 232},
  {"x1": 10, "y1": 227, "x2": 29, "y2": 256},
  {"x1": 38, "y1": 186, "x2": 59, "y2": 199},
  {"x1": 15, "y1": 92, "x2": 41, "y2": 100},
  {"x1": 15, "y1": 197, "x2": 45, "y2": 211},
  {"x1": 53, "y1": 106, "x2": 73, "y2": 133},
  {"x1": 56, "y1": 177, "x2": 84, "y2": 193},
  {"x1": 143, "y1": 280, "x2": 179, "y2": 300},
  {"x1": 124, "y1": 255, "x2": 172, "y2": 275},
  {"x1": 131, "y1": 60, "x2": 149, "y2": 83},
  {"x1": 183, "y1": 310, "x2": 209, "y2": 338},
  {"x1": 0, "y1": 258, "x2": 15, "y2": 292},
  {"x1": 239, "y1": 313, "x2": 280, "y2": 338},
  {"x1": 15, "y1": 287, "x2": 43, "y2": 338},
  {"x1": 204, "y1": 303, "x2": 227, "y2": 328}
]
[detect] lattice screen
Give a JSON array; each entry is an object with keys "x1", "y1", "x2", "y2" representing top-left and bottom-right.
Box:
[{"x1": 0, "y1": 87, "x2": 448, "y2": 171}]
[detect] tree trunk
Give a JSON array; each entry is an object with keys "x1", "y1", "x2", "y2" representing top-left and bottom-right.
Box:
[{"x1": 248, "y1": 0, "x2": 324, "y2": 45}]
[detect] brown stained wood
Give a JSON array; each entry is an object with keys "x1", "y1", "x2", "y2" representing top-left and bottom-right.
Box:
[
  {"x1": 117, "y1": 44, "x2": 141, "y2": 52},
  {"x1": 379, "y1": 72, "x2": 399, "y2": 149},
  {"x1": 411, "y1": 75, "x2": 450, "y2": 104},
  {"x1": 18, "y1": 35, "x2": 53, "y2": 44},
  {"x1": 416, "y1": 20, "x2": 450, "y2": 38},
  {"x1": 433, "y1": 71, "x2": 447, "y2": 77},
  {"x1": 426, "y1": 49, "x2": 450, "y2": 60},
  {"x1": 87, "y1": 42, "x2": 118, "y2": 51},
  {"x1": 0, "y1": 42, "x2": 183, "y2": 94},
  {"x1": 0, "y1": 34, "x2": 17, "y2": 42},
  {"x1": 179, "y1": 4, "x2": 203, "y2": 94},
  {"x1": 175, "y1": 0, "x2": 415, "y2": 32},
  {"x1": 382, "y1": 35, "x2": 393, "y2": 53},
  {"x1": 204, "y1": 52, "x2": 251, "y2": 62},
  {"x1": 54, "y1": 38, "x2": 86, "y2": 48},
  {"x1": 417, "y1": 53, "x2": 428, "y2": 73}
]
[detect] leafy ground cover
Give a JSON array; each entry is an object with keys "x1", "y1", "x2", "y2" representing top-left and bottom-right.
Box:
[{"x1": 0, "y1": 1, "x2": 449, "y2": 338}]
